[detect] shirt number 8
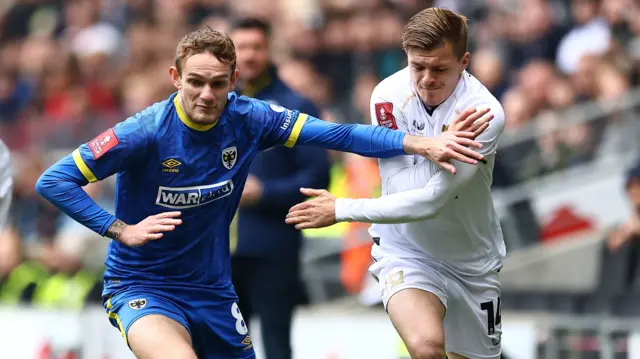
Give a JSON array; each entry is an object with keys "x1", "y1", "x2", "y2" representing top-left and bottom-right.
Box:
[{"x1": 231, "y1": 302, "x2": 248, "y2": 335}]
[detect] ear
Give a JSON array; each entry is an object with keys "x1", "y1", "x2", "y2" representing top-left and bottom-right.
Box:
[
  {"x1": 228, "y1": 68, "x2": 239, "y2": 91},
  {"x1": 169, "y1": 66, "x2": 181, "y2": 90},
  {"x1": 461, "y1": 51, "x2": 471, "y2": 72}
]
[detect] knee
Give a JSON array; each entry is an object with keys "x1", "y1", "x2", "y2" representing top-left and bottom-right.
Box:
[{"x1": 406, "y1": 339, "x2": 446, "y2": 359}]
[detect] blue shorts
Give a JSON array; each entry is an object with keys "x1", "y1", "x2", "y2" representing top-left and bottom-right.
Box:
[{"x1": 103, "y1": 283, "x2": 255, "y2": 359}]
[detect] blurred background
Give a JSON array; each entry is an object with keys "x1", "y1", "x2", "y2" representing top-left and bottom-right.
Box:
[{"x1": 1, "y1": 0, "x2": 640, "y2": 358}]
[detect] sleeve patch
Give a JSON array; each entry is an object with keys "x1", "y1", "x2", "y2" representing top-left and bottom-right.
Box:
[
  {"x1": 89, "y1": 128, "x2": 120, "y2": 159},
  {"x1": 374, "y1": 102, "x2": 397, "y2": 130}
]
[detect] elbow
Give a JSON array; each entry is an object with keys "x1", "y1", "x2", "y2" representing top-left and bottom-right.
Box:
[
  {"x1": 35, "y1": 168, "x2": 63, "y2": 199},
  {"x1": 34, "y1": 172, "x2": 50, "y2": 197}
]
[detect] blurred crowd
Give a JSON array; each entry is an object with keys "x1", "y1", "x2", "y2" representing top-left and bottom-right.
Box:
[{"x1": 1, "y1": 0, "x2": 640, "y2": 308}]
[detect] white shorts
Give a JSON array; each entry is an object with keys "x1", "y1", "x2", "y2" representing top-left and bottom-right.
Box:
[{"x1": 369, "y1": 245, "x2": 502, "y2": 359}]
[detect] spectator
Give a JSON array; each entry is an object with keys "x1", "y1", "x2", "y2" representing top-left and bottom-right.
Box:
[
  {"x1": 608, "y1": 161, "x2": 640, "y2": 251},
  {"x1": 229, "y1": 18, "x2": 331, "y2": 359}
]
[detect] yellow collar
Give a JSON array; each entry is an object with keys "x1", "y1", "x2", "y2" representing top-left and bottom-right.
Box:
[{"x1": 173, "y1": 95, "x2": 217, "y2": 131}]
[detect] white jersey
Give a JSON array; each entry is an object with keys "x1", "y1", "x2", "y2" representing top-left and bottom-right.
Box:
[
  {"x1": 335, "y1": 68, "x2": 506, "y2": 275},
  {"x1": 0, "y1": 139, "x2": 12, "y2": 230}
]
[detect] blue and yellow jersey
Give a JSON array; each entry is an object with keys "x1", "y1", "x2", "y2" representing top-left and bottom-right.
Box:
[
  {"x1": 61, "y1": 92, "x2": 307, "y2": 291},
  {"x1": 36, "y1": 91, "x2": 406, "y2": 295}
]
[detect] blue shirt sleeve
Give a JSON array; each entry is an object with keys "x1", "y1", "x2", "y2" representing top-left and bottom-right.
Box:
[
  {"x1": 248, "y1": 98, "x2": 406, "y2": 158},
  {"x1": 36, "y1": 155, "x2": 117, "y2": 235},
  {"x1": 293, "y1": 116, "x2": 406, "y2": 158},
  {"x1": 35, "y1": 116, "x2": 153, "y2": 236},
  {"x1": 73, "y1": 116, "x2": 151, "y2": 182}
]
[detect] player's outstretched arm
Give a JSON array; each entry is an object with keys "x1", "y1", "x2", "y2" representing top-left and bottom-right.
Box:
[
  {"x1": 285, "y1": 108, "x2": 505, "y2": 228},
  {"x1": 254, "y1": 99, "x2": 486, "y2": 166},
  {"x1": 285, "y1": 164, "x2": 477, "y2": 228},
  {"x1": 293, "y1": 116, "x2": 489, "y2": 163}
]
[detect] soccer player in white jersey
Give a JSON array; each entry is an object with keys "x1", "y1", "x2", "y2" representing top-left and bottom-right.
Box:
[
  {"x1": 287, "y1": 8, "x2": 505, "y2": 359},
  {"x1": 0, "y1": 139, "x2": 12, "y2": 231}
]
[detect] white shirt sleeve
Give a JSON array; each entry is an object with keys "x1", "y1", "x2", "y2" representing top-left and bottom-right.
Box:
[{"x1": 335, "y1": 104, "x2": 505, "y2": 223}]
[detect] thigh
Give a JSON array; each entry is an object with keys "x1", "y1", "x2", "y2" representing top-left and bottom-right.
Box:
[
  {"x1": 129, "y1": 315, "x2": 196, "y2": 359},
  {"x1": 443, "y1": 270, "x2": 502, "y2": 359},
  {"x1": 370, "y1": 251, "x2": 449, "y2": 358},
  {"x1": 387, "y1": 288, "x2": 446, "y2": 358},
  {"x1": 105, "y1": 291, "x2": 194, "y2": 359}
]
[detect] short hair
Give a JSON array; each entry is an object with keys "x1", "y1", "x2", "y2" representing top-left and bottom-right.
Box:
[
  {"x1": 401, "y1": 7, "x2": 468, "y2": 59},
  {"x1": 175, "y1": 27, "x2": 237, "y2": 76},
  {"x1": 231, "y1": 17, "x2": 271, "y2": 37}
]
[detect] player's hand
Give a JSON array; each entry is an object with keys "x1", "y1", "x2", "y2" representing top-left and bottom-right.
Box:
[
  {"x1": 404, "y1": 134, "x2": 483, "y2": 174},
  {"x1": 285, "y1": 188, "x2": 337, "y2": 229},
  {"x1": 117, "y1": 211, "x2": 182, "y2": 247},
  {"x1": 448, "y1": 107, "x2": 494, "y2": 138},
  {"x1": 425, "y1": 131, "x2": 487, "y2": 174}
]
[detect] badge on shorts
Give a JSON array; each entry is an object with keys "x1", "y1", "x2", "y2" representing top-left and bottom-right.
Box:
[
  {"x1": 386, "y1": 270, "x2": 405, "y2": 290},
  {"x1": 128, "y1": 298, "x2": 147, "y2": 310},
  {"x1": 241, "y1": 336, "x2": 253, "y2": 350},
  {"x1": 222, "y1": 146, "x2": 237, "y2": 170}
]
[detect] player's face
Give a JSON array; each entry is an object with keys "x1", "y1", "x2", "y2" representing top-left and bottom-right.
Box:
[
  {"x1": 407, "y1": 42, "x2": 469, "y2": 107},
  {"x1": 170, "y1": 52, "x2": 239, "y2": 125},
  {"x1": 232, "y1": 28, "x2": 270, "y2": 82}
]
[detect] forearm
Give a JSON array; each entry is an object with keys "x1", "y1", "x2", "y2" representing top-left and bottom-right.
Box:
[
  {"x1": 295, "y1": 117, "x2": 406, "y2": 158},
  {"x1": 335, "y1": 187, "x2": 445, "y2": 223},
  {"x1": 35, "y1": 154, "x2": 117, "y2": 236},
  {"x1": 335, "y1": 162, "x2": 477, "y2": 223}
]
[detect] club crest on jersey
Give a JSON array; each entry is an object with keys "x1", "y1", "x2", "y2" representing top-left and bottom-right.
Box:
[
  {"x1": 269, "y1": 103, "x2": 285, "y2": 113},
  {"x1": 128, "y1": 298, "x2": 147, "y2": 310},
  {"x1": 222, "y1": 146, "x2": 237, "y2": 170},
  {"x1": 374, "y1": 102, "x2": 397, "y2": 130},
  {"x1": 89, "y1": 128, "x2": 119, "y2": 159}
]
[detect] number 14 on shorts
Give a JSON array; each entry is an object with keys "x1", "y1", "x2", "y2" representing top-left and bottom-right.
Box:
[{"x1": 480, "y1": 297, "x2": 501, "y2": 335}]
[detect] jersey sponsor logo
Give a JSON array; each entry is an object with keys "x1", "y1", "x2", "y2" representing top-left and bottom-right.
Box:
[
  {"x1": 412, "y1": 119, "x2": 425, "y2": 131},
  {"x1": 374, "y1": 102, "x2": 397, "y2": 130},
  {"x1": 161, "y1": 158, "x2": 182, "y2": 173},
  {"x1": 155, "y1": 180, "x2": 234, "y2": 209},
  {"x1": 222, "y1": 146, "x2": 237, "y2": 170},
  {"x1": 89, "y1": 128, "x2": 119, "y2": 159},
  {"x1": 279, "y1": 108, "x2": 294, "y2": 131},
  {"x1": 128, "y1": 298, "x2": 147, "y2": 310}
]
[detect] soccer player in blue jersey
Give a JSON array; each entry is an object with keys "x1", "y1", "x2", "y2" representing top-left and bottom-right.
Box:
[{"x1": 35, "y1": 28, "x2": 488, "y2": 359}]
